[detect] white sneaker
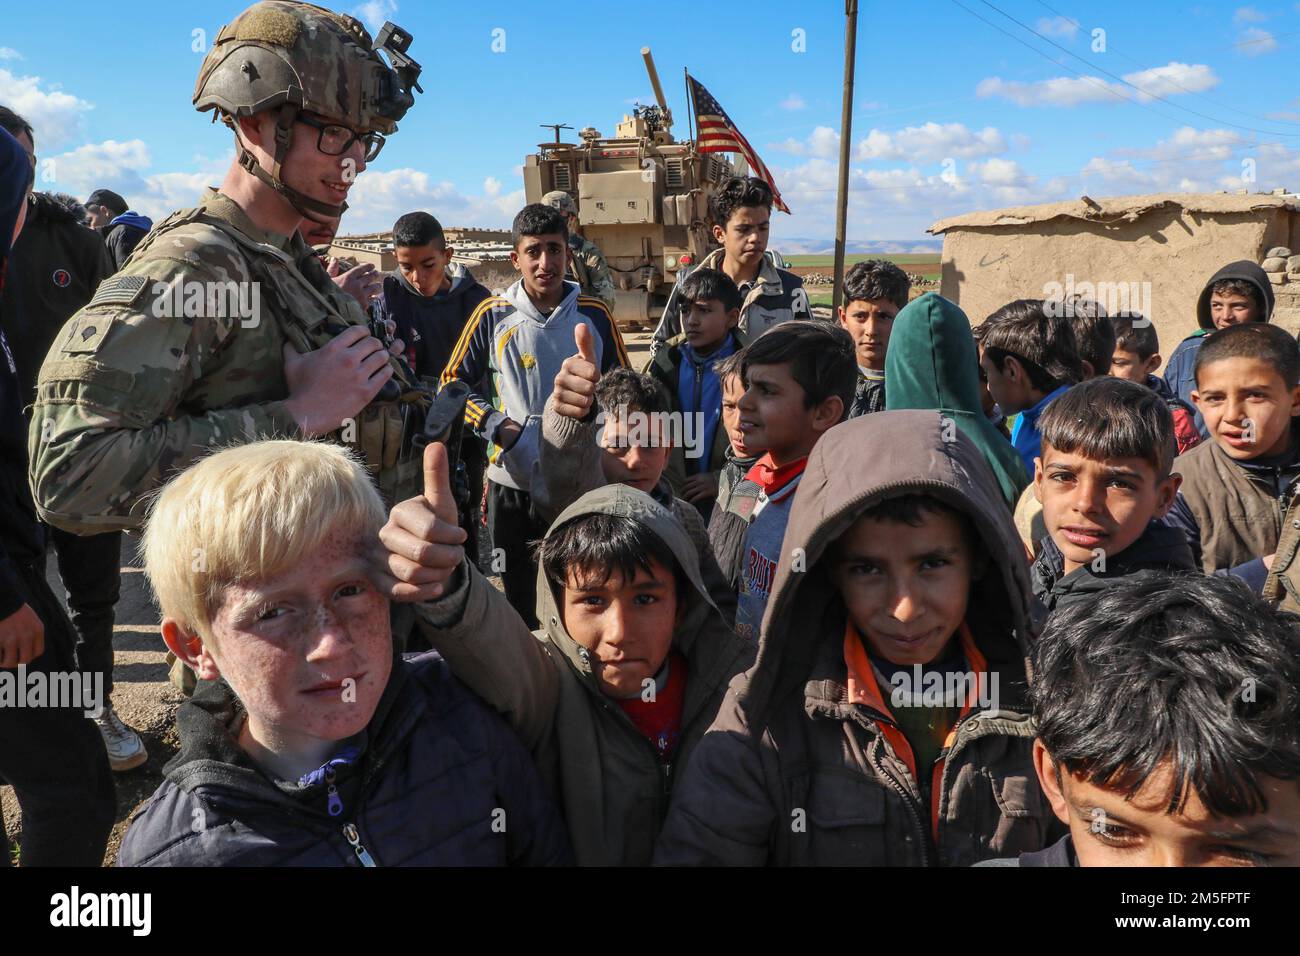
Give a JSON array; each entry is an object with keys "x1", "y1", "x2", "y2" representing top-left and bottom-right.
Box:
[{"x1": 94, "y1": 704, "x2": 147, "y2": 771}]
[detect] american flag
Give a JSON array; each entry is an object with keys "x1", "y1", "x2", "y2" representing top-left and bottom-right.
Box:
[{"x1": 689, "y1": 74, "x2": 790, "y2": 214}]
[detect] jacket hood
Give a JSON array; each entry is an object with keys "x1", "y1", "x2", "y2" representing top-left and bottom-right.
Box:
[
  {"x1": 28, "y1": 191, "x2": 89, "y2": 226},
  {"x1": 1196, "y1": 260, "x2": 1274, "y2": 329},
  {"x1": 503, "y1": 276, "x2": 580, "y2": 325},
  {"x1": 535, "y1": 483, "x2": 748, "y2": 707},
  {"x1": 0, "y1": 129, "x2": 30, "y2": 278},
  {"x1": 698, "y1": 247, "x2": 783, "y2": 298},
  {"x1": 393, "y1": 259, "x2": 475, "y2": 300},
  {"x1": 885, "y1": 292, "x2": 1029, "y2": 510},
  {"x1": 737, "y1": 409, "x2": 1035, "y2": 723},
  {"x1": 109, "y1": 210, "x2": 153, "y2": 232}
]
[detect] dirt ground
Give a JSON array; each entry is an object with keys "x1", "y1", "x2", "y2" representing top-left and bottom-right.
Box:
[{"x1": 0, "y1": 331, "x2": 659, "y2": 866}]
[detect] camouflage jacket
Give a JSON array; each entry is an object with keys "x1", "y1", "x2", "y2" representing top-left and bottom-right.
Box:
[
  {"x1": 567, "y1": 233, "x2": 617, "y2": 312},
  {"x1": 28, "y1": 188, "x2": 421, "y2": 534}
]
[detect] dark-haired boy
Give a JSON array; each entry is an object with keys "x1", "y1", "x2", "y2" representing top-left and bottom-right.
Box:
[
  {"x1": 732, "y1": 321, "x2": 857, "y2": 644},
  {"x1": 976, "y1": 299, "x2": 1085, "y2": 477},
  {"x1": 838, "y1": 259, "x2": 910, "y2": 417},
  {"x1": 708, "y1": 350, "x2": 764, "y2": 592},
  {"x1": 376, "y1": 211, "x2": 492, "y2": 560},
  {"x1": 1163, "y1": 261, "x2": 1274, "y2": 438},
  {"x1": 383, "y1": 449, "x2": 753, "y2": 865},
  {"x1": 1029, "y1": 377, "x2": 1193, "y2": 629},
  {"x1": 1057, "y1": 295, "x2": 1113, "y2": 378},
  {"x1": 441, "y1": 203, "x2": 629, "y2": 625},
  {"x1": 377, "y1": 211, "x2": 491, "y2": 382},
  {"x1": 656, "y1": 411, "x2": 1060, "y2": 866},
  {"x1": 1107, "y1": 312, "x2": 1201, "y2": 455},
  {"x1": 650, "y1": 176, "x2": 809, "y2": 355},
  {"x1": 1164, "y1": 323, "x2": 1300, "y2": 598},
  {"x1": 533, "y1": 342, "x2": 735, "y2": 620},
  {"x1": 981, "y1": 573, "x2": 1300, "y2": 866},
  {"x1": 645, "y1": 267, "x2": 747, "y2": 516}
]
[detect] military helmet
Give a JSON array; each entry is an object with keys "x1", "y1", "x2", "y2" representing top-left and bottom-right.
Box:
[
  {"x1": 194, "y1": 1, "x2": 421, "y2": 219},
  {"x1": 541, "y1": 190, "x2": 578, "y2": 217},
  {"x1": 194, "y1": 1, "x2": 417, "y2": 133}
]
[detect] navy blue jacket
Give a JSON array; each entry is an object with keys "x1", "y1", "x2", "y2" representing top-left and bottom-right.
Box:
[{"x1": 118, "y1": 652, "x2": 573, "y2": 866}]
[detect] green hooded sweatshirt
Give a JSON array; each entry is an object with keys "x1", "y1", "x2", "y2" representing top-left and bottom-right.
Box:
[{"x1": 885, "y1": 292, "x2": 1028, "y2": 510}]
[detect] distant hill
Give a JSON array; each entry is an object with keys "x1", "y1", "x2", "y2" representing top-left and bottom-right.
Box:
[{"x1": 773, "y1": 237, "x2": 944, "y2": 256}]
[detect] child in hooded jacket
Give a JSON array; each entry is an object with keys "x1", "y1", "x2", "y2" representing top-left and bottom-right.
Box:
[{"x1": 654, "y1": 410, "x2": 1061, "y2": 866}]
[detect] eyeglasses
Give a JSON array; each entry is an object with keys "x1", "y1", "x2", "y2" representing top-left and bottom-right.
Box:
[{"x1": 295, "y1": 113, "x2": 386, "y2": 162}]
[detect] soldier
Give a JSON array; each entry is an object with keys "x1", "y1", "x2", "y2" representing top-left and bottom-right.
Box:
[
  {"x1": 541, "y1": 189, "x2": 617, "y2": 312},
  {"x1": 28, "y1": 1, "x2": 426, "y2": 546}
]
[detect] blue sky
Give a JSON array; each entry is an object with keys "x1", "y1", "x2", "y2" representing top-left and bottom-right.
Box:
[{"x1": 2, "y1": 0, "x2": 1295, "y2": 248}]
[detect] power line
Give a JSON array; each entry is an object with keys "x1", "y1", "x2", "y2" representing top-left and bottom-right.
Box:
[
  {"x1": 1032, "y1": 0, "x2": 1300, "y2": 126},
  {"x1": 952, "y1": 0, "x2": 1300, "y2": 137}
]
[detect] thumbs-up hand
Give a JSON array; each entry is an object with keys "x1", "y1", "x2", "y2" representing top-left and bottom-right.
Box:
[
  {"x1": 552, "y1": 322, "x2": 601, "y2": 419},
  {"x1": 376, "y1": 441, "x2": 469, "y2": 603}
]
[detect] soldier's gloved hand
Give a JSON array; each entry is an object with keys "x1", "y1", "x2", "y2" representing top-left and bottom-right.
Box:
[
  {"x1": 552, "y1": 322, "x2": 601, "y2": 419},
  {"x1": 0, "y1": 604, "x2": 45, "y2": 668},
  {"x1": 282, "y1": 324, "x2": 394, "y2": 438},
  {"x1": 375, "y1": 442, "x2": 469, "y2": 603},
  {"x1": 333, "y1": 262, "x2": 384, "y2": 310}
]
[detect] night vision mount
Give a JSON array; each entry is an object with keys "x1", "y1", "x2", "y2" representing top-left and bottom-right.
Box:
[{"x1": 373, "y1": 21, "x2": 424, "y2": 123}]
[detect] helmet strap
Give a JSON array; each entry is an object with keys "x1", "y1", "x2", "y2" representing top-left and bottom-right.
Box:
[{"x1": 235, "y1": 103, "x2": 348, "y2": 222}]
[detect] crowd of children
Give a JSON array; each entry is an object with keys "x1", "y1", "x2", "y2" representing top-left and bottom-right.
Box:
[{"x1": 10, "y1": 162, "x2": 1298, "y2": 867}]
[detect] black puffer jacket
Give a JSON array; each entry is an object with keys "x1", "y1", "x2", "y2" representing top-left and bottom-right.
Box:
[
  {"x1": 1029, "y1": 520, "x2": 1197, "y2": 631},
  {"x1": 118, "y1": 652, "x2": 573, "y2": 866},
  {"x1": 0, "y1": 192, "x2": 113, "y2": 400}
]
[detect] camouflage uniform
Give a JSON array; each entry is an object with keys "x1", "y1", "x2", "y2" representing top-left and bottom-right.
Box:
[
  {"x1": 28, "y1": 2, "x2": 425, "y2": 533},
  {"x1": 542, "y1": 189, "x2": 617, "y2": 312},
  {"x1": 28, "y1": 189, "x2": 425, "y2": 532},
  {"x1": 568, "y1": 234, "x2": 617, "y2": 312}
]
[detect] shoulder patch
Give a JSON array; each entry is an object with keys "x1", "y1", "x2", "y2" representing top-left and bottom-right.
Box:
[{"x1": 87, "y1": 274, "x2": 149, "y2": 310}]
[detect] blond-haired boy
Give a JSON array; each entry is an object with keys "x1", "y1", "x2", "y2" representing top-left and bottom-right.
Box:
[{"x1": 119, "y1": 440, "x2": 569, "y2": 866}]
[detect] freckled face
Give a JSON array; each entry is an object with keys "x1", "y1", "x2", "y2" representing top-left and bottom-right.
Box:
[{"x1": 206, "y1": 529, "x2": 392, "y2": 744}]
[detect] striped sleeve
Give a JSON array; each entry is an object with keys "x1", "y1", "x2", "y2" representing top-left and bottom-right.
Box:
[
  {"x1": 440, "y1": 296, "x2": 505, "y2": 440},
  {"x1": 578, "y1": 296, "x2": 630, "y2": 370}
]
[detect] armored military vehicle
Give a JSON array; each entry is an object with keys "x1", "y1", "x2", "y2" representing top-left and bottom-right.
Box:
[{"x1": 523, "y1": 48, "x2": 747, "y2": 328}]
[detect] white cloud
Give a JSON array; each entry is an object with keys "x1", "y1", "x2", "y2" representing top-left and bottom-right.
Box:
[
  {"x1": 780, "y1": 93, "x2": 806, "y2": 111},
  {"x1": 977, "y1": 61, "x2": 1218, "y2": 107},
  {"x1": 770, "y1": 125, "x2": 840, "y2": 158},
  {"x1": 1036, "y1": 15, "x2": 1079, "y2": 40},
  {"x1": 855, "y1": 122, "x2": 1007, "y2": 163},
  {"x1": 352, "y1": 0, "x2": 398, "y2": 33},
  {"x1": 0, "y1": 67, "x2": 93, "y2": 150},
  {"x1": 41, "y1": 139, "x2": 223, "y2": 218},
  {"x1": 341, "y1": 166, "x2": 526, "y2": 232},
  {"x1": 42, "y1": 136, "x2": 528, "y2": 233},
  {"x1": 1234, "y1": 6, "x2": 1267, "y2": 23},
  {"x1": 0, "y1": 48, "x2": 21, "y2": 61},
  {"x1": 1237, "y1": 28, "x2": 1278, "y2": 55}
]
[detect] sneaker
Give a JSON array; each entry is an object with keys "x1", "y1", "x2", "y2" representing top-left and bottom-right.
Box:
[{"x1": 93, "y1": 704, "x2": 147, "y2": 771}]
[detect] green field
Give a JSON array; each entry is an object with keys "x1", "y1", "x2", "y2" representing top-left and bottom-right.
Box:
[{"x1": 786, "y1": 253, "x2": 941, "y2": 267}]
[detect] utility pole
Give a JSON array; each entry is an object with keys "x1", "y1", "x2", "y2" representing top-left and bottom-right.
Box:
[{"x1": 832, "y1": 0, "x2": 859, "y2": 315}]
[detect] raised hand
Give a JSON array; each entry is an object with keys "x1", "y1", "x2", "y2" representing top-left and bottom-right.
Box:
[
  {"x1": 551, "y1": 322, "x2": 601, "y2": 419},
  {"x1": 376, "y1": 441, "x2": 469, "y2": 603}
]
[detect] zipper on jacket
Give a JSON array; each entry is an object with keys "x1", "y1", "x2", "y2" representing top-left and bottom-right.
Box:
[
  {"x1": 324, "y1": 766, "x2": 343, "y2": 818},
  {"x1": 842, "y1": 717, "x2": 935, "y2": 868},
  {"x1": 342, "y1": 822, "x2": 377, "y2": 867}
]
